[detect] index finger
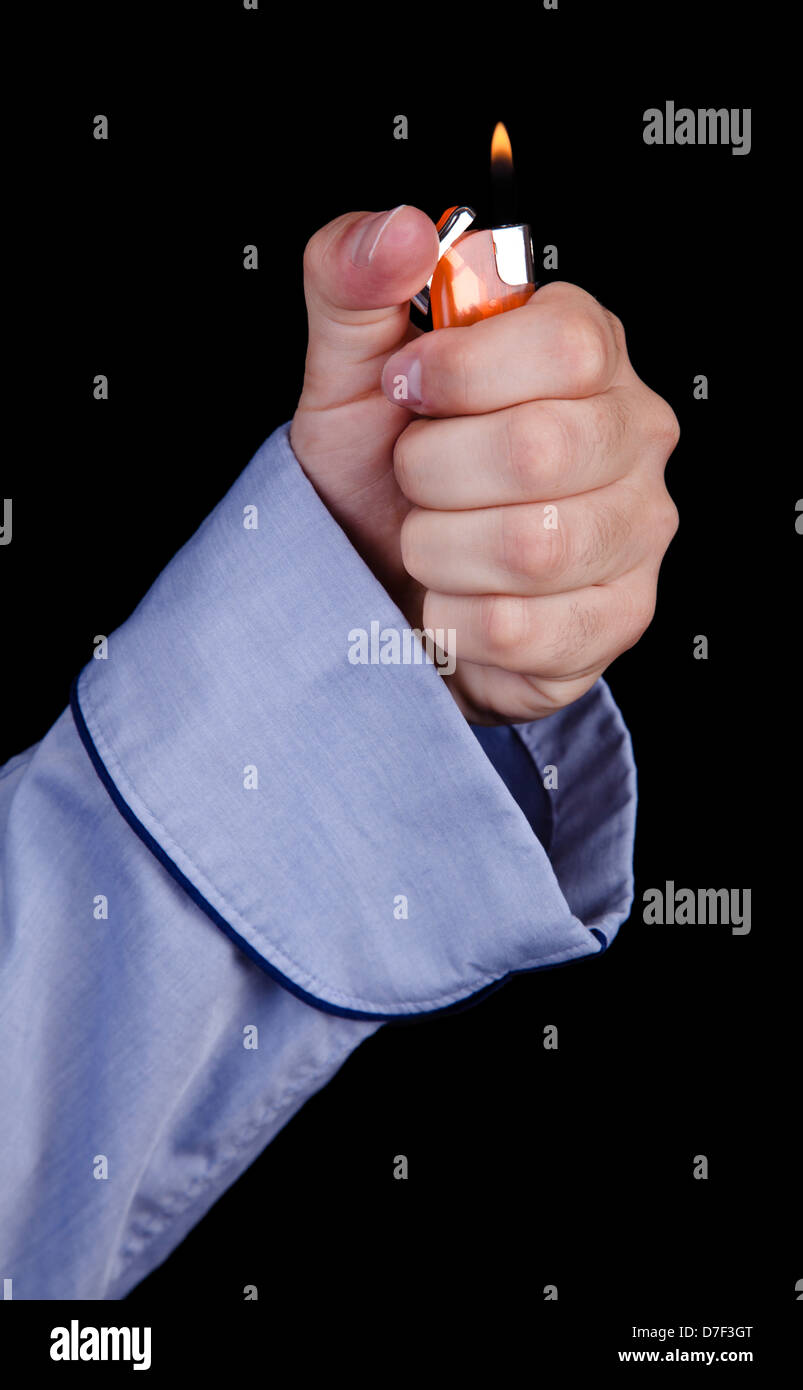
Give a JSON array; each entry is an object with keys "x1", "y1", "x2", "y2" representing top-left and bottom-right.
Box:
[{"x1": 380, "y1": 282, "x2": 621, "y2": 418}]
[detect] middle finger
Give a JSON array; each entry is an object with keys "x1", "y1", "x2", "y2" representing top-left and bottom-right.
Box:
[
  {"x1": 394, "y1": 387, "x2": 641, "y2": 511},
  {"x1": 400, "y1": 479, "x2": 652, "y2": 596}
]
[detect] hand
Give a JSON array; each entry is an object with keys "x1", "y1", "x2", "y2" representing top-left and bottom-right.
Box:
[{"x1": 291, "y1": 207, "x2": 680, "y2": 723}]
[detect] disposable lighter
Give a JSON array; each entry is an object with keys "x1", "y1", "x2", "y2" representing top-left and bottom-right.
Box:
[{"x1": 411, "y1": 205, "x2": 536, "y2": 329}]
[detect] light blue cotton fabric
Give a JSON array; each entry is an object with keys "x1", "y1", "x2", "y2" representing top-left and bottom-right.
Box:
[{"x1": 0, "y1": 421, "x2": 637, "y2": 1298}]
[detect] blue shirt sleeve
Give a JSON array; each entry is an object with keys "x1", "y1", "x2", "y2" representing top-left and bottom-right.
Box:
[{"x1": 0, "y1": 421, "x2": 637, "y2": 1298}]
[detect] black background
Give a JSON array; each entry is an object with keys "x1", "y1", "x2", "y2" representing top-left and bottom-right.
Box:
[{"x1": 3, "y1": 0, "x2": 798, "y2": 1373}]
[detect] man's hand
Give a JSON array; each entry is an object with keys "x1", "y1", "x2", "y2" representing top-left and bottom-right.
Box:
[{"x1": 291, "y1": 205, "x2": 680, "y2": 723}]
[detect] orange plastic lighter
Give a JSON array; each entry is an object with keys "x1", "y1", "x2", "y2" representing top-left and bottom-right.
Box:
[{"x1": 411, "y1": 205, "x2": 536, "y2": 329}]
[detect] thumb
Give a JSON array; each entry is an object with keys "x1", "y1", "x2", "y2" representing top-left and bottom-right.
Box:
[{"x1": 299, "y1": 205, "x2": 440, "y2": 410}]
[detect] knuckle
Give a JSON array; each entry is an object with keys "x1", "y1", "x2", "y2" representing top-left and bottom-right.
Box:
[
  {"x1": 500, "y1": 507, "x2": 565, "y2": 584},
  {"x1": 481, "y1": 594, "x2": 531, "y2": 662},
  {"x1": 560, "y1": 312, "x2": 612, "y2": 392},
  {"x1": 506, "y1": 403, "x2": 571, "y2": 495}
]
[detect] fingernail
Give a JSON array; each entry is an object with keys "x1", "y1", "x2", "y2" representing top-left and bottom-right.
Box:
[
  {"x1": 350, "y1": 205, "x2": 407, "y2": 266},
  {"x1": 381, "y1": 352, "x2": 423, "y2": 409}
]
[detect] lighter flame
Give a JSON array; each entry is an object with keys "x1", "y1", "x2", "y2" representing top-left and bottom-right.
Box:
[{"x1": 491, "y1": 121, "x2": 513, "y2": 168}]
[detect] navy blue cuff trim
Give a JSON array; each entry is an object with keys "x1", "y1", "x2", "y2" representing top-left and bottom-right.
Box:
[{"x1": 69, "y1": 675, "x2": 602, "y2": 1024}]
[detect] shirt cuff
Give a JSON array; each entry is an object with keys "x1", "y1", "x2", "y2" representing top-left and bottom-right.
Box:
[{"x1": 72, "y1": 421, "x2": 637, "y2": 1019}]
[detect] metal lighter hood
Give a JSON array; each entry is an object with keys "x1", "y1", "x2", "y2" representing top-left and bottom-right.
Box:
[{"x1": 412, "y1": 206, "x2": 535, "y2": 327}]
